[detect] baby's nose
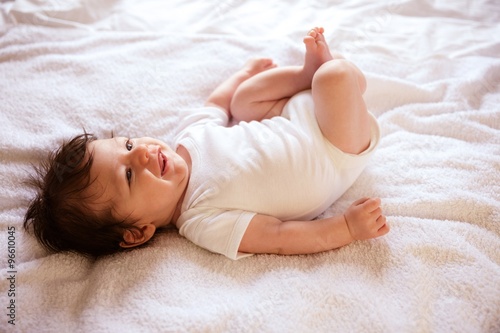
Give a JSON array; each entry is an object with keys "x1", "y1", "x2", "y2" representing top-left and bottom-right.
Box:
[{"x1": 134, "y1": 144, "x2": 150, "y2": 165}]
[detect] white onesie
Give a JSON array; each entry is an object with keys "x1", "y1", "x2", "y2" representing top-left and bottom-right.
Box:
[{"x1": 174, "y1": 90, "x2": 380, "y2": 259}]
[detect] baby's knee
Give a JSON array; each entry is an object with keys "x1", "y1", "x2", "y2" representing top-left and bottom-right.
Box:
[
  {"x1": 313, "y1": 60, "x2": 365, "y2": 92},
  {"x1": 313, "y1": 60, "x2": 355, "y2": 85}
]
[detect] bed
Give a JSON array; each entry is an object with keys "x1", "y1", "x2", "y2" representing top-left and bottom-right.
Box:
[{"x1": 0, "y1": 0, "x2": 499, "y2": 332}]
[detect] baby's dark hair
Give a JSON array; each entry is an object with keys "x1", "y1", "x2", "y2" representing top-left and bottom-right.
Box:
[{"x1": 23, "y1": 133, "x2": 138, "y2": 257}]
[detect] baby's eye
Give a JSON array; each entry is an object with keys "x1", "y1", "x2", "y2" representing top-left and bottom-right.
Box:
[
  {"x1": 126, "y1": 139, "x2": 133, "y2": 151},
  {"x1": 126, "y1": 168, "x2": 132, "y2": 185}
]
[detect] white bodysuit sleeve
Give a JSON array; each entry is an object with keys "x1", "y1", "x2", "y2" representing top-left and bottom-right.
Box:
[
  {"x1": 177, "y1": 208, "x2": 256, "y2": 260},
  {"x1": 173, "y1": 106, "x2": 228, "y2": 144}
]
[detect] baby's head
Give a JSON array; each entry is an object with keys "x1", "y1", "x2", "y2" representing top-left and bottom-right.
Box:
[{"x1": 24, "y1": 133, "x2": 189, "y2": 257}]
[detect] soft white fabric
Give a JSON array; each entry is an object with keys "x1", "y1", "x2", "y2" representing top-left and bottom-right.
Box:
[
  {"x1": 0, "y1": 0, "x2": 499, "y2": 332},
  {"x1": 175, "y1": 91, "x2": 380, "y2": 260}
]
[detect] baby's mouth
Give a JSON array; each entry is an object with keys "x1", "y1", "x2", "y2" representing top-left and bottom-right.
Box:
[{"x1": 159, "y1": 150, "x2": 168, "y2": 177}]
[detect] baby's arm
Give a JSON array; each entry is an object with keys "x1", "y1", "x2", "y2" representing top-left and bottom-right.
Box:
[{"x1": 239, "y1": 198, "x2": 389, "y2": 255}]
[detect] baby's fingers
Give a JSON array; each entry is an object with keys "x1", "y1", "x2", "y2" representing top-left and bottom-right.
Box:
[
  {"x1": 371, "y1": 207, "x2": 383, "y2": 219},
  {"x1": 376, "y1": 214, "x2": 386, "y2": 226},
  {"x1": 376, "y1": 216, "x2": 390, "y2": 236},
  {"x1": 352, "y1": 197, "x2": 370, "y2": 206},
  {"x1": 365, "y1": 197, "x2": 381, "y2": 212}
]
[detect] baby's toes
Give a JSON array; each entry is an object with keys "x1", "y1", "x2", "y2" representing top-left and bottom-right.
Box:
[
  {"x1": 303, "y1": 35, "x2": 317, "y2": 51},
  {"x1": 316, "y1": 31, "x2": 327, "y2": 44}
]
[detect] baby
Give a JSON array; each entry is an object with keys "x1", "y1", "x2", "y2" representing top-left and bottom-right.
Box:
[{"x1": 24, "y1": 27, "x2": 389, "y2": 259}]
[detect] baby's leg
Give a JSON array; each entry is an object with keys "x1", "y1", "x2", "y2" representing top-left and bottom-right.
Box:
[
  {"x1": 206, "y1": 58, "x2": 276, "y2": 114},
  {"x1": 311, "y1": 48, "x2": 371, "y2": 154},
  {"x1": 231, "y1": 27, "x2": 332, "y2": 122}
]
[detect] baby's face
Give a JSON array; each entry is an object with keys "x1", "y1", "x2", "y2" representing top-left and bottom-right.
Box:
[{"x1": 87, "y1": 137, "x2": 189, "y2": 228}]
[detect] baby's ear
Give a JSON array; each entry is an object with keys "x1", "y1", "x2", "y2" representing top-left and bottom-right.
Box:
[{"x1": 119, "y1": 224, "x2": 156, "y2": 248}]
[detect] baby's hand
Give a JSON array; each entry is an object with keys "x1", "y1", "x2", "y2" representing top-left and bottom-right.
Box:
[{"x1": 344, "y1": 197, "x2": 389, "y2": 241}]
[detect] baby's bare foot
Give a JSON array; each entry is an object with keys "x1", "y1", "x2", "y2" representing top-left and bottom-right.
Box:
[{"x1": 303, "y1": 27, "x2": 333, "y2": 77}]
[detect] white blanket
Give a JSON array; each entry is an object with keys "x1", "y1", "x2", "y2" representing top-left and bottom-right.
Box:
[{"x1": 1, "y1": 0, "x2": 499, "y2": 332}]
